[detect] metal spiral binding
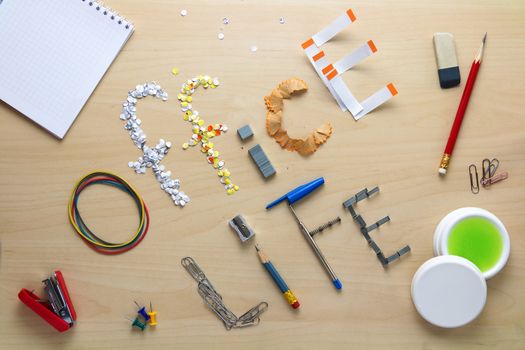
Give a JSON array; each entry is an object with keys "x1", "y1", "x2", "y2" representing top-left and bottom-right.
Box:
[{"x1": 81, "y1": 0, "x2": 134, "y2": 30}]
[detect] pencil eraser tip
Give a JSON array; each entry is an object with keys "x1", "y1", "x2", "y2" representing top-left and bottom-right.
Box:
[
  {"x1": 292, "y1": 301, "x2": 300, "y2": 309},
  {"x1": 438, "y1": 168, "x2": 447, "y2": 175}
]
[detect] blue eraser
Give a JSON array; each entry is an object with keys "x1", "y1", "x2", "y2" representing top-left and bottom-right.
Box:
[{"x1": 333, "y1": 279, "x2": 343, "y2": 290}]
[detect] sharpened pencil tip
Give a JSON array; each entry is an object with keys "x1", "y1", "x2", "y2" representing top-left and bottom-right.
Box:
[
  {"x1": 254, "y1": 244, "x2": 260, "y2": 251},
  {"x1": 474, "y1": 33, "x2": 487, "y2": 62}
]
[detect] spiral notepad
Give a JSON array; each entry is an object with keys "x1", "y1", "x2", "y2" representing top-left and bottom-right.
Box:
[{"x1": 0, "y1": 0, "x2": 134, "y2": 138}]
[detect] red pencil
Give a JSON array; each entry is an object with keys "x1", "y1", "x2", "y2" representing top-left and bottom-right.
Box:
[{"x1": 438, "y1": 33, "x2": 487, "y2": 175}]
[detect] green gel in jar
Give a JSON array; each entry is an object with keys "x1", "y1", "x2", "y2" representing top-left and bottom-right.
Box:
[{"x1": 447, "y1": 216, "x2": 503, "y2": 272}]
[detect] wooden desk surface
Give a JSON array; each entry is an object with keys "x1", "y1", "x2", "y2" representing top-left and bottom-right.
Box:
[{"x1": 1, "y1": 0, "x2": 524, "y2": 349}]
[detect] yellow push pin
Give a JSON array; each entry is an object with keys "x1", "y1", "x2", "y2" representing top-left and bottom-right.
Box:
[{"x1": 147, "y1": 302, "x2": 158, "y2": 326}]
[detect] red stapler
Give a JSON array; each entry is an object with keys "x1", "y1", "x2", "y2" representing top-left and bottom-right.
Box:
[{"x1": 18, "y1": 270, "x2": 77, "y2": 332}]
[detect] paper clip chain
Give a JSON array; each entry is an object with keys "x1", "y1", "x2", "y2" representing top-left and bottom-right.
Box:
[{"x1": 181, "y1": 257, "x2": 267, "y2": 330}]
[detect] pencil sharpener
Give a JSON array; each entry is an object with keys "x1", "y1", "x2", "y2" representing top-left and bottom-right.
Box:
[{"x1": 229, "y1": 215, "x2": 255, "y2": 242}]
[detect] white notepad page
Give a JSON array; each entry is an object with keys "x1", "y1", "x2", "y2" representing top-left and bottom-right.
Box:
[{"x1": 0, "y1": 0, "x2": 134, "y2": 138}]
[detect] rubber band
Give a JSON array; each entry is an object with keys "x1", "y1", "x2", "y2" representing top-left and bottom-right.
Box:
[{"x1": 68, "y1": 171, "x2": 150, "y2": 254}]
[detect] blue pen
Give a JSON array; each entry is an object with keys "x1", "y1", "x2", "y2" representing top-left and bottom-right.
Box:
[{"x1": 266, "y1": 177, "x2": 343, "y2": 290}]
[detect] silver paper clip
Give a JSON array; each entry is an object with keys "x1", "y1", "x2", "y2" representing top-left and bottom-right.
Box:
[
  {"x1": 469, "y1": 164, "x2": 480, "y2": 194},
  {"x1": 481, "y1": 158, "x2": 499, "y2": 182}
]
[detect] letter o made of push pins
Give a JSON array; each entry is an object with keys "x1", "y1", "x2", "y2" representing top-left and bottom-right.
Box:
[
  {"x1": 177, "y1": 75, "x2": 239, "y2": 195},
  {"x1": 120, "y1": 82, "x2": 190, "y2": 207}
]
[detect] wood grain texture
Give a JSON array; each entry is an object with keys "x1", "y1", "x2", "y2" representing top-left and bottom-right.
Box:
[{"x1": 1, "y1": 0, "x2": 524, "y2": 349}]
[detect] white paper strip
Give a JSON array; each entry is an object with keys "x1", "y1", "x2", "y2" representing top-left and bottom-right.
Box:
[
  {"x1": 301, "y1": 9, "x2": 397, "y2": 119},
  {"x1": 353, "y1": 84, "x2": 397, "y2": 120},
  {"x1": 312, "y1": 9, "x2": 356, "y2": 47},
  {"x1": 327, "y1": 74, "x2": 363, "y2": 116},
  {"x1": 333, "y1": 40, "x2": 377, "y2": 76},
  {"x1": 303, "y1": 45, "x2": 348, "y2": 111}
]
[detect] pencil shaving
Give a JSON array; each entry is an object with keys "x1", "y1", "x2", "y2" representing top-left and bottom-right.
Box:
[
  {"x1": 264, "y1": 93, "x2": 283, "y2": 113},
  {"x1": 279, "y1": 78, "x2": 308, "y2": 95},
  {"x1": 264, "y1": 78, "x2": 332, "y2": 156},
  {"x1": 265, "y1": 111, "x2": 281, "y2": 136}
]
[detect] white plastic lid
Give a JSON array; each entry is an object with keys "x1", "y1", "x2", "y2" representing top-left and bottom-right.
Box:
[{"x1": 411, "y1": 255, "x2": 487, "y2": 328}]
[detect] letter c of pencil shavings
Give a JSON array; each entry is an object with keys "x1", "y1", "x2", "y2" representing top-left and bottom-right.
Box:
[{"x1": 264, "y1": 78, "x2": 332, "y2": 156}]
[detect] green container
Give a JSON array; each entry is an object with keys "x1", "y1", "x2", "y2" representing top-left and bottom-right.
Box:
[
  {"x1": 447, "y1": 217, "x2": 503, "y2": 272},
  {"x1": 433, "y1": 207, "x2": 510, "y2": 279}
]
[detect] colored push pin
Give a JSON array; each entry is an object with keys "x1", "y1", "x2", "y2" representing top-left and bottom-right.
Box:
[
  {"x1": 134, "y1": 301, "x2": 150, "y2": 321},
  {"x1": 147, "y1": 302, "x2": 158, "y2": 326},
  {"x1": 126, "y1": 316, "x2": 147, "y2": 331}
]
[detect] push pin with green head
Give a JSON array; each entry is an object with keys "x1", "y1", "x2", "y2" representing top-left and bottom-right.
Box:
[
  {"x1": 126, "y1": 316, "x2": 147, "y2": 331},
  {"x1": 147, "y1": 302, "x2": 158, "y2": 326}
]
